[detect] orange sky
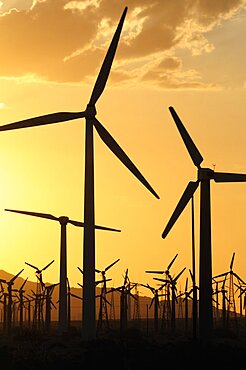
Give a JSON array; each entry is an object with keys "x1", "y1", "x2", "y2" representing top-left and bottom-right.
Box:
[{"x1": 0, "y1": 0, "x2": 246, "y2": 301}]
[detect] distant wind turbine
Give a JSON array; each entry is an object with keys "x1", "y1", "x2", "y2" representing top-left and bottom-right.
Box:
[
  {"x1": 162, "y1": 106, "x2": 246, "y2": 342},
  {"x1": 145, "y1": 253, "x2": 178, "y2": 279},
  {"x1": 0, "y1": 7, "x2": 159, "y2": 340},
  {"x1": 154, "y1": 267, "x2": 186, "y2": 332},
  {"x1": 3, "y1": 269, "x2": 24, "y2": 333},
  {"x1": 15, "y1": 277, "x2": 28, "y2": 327},
  {"x1": 95, "y1": 258, "x2": 120, "y2": 331},
  {"x1": 24, "y1": 259, "x2": 54, "y2": 329},
  {"x1": 5, "y1": 208, "x2": 120, "y2": 334}
]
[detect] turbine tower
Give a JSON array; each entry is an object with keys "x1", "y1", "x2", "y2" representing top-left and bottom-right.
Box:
[
  {"x1": 0, "y1": 7, "x2": 159, "y2": 340},
  {"x1": 162, "y1": 106, "x2": 246, "y2": 342}
]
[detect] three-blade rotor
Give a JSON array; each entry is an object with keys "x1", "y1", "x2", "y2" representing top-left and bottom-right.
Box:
[
  {"x1": 5, "y1": 208, "x2": 121, "y2": 233},
  {"x1": 0, "y1": 6, "x2": 159, "y2": 201},
  {"x1": 162, "y1": 106, "x2": 246, "y2": 239}
]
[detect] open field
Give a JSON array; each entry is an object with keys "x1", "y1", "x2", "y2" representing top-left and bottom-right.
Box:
[{"x1": 1, "y1": 320, "x2": 246, "y2": 370}]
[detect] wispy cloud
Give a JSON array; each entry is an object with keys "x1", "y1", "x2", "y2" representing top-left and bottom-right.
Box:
[{"x1": 0, "y1": 0, "x2": 245, "y2": 89}]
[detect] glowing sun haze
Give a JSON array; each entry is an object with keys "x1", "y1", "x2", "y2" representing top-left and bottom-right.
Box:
[{"x1": 0, "y1": 0, "x2": 246, "y2": 295}]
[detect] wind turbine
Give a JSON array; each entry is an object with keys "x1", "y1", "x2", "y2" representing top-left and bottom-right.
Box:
[
  {"x1": 95, "y1": 258, "x2": 120, "y2": 332},
  {"x1": 154, "y1": 267, "x2": 186, "y2": 332},
  {"x1": 5, "y1": 208, "x2": 120, "y2": 334},
  {"x1": 24, "y1": 259, "x2": 54, "y2": 293},
  {"x1": 42, "y1": 282, "x2": 59, "y2": 333},
  {"x1": 145, "y1": 254, "x2": 178, "y2": 323},
  {"x1": 15, "y1": 277, "x2": 28, "y2": 328},
  {"x1": 5, "y1": 269, "x2": 24, "y2": 333},
  {"x1": 25, "y1": 259, "x2": 54, "y2": 329},
  {"x1": 162, "y1": 106, "x2": 246, "y2": 342},
  {"x1": 0, "y1": 7, "x2": 159, "y2": 340},
  {"x1": 145, "y1": 253, "x2": 178, "y2": 279}
]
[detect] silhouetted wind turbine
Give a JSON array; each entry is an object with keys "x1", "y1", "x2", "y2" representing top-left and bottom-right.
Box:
[
  {"x1": 25, "y1": 259, "x2": 54, "y2": 290},
  {"x1": 154, "y1": 267, "x2": 186, "y2": 332},
  {"x1": 95, "y1": 258, "x2": 120, "y2": 331},
  {"x1": 0, "y1": 7, "x2": 159, "y2": 340},
  {"x1": 16, "y1": 277, "x2": 28, "y2": 327},
  {"x1": 162, "y1": 106, "x2": 246, "y2": 342},
  {"x1": 24, "y1": 259, "x2": 54, "y2": 329},
  {"x1": 6, "y1": 269, "x2": 24, "y2": 333},
  {"x1": 5, "y1": 208, "x2": 120, "y2": 334},
  {"x1": 145, "y1": 253, "x2": 178, "y2": 279}
]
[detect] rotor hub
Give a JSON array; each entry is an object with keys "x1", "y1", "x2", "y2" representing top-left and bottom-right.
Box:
[{"x1": 85, "y1": 104, "x2": 97, "y2": 118}]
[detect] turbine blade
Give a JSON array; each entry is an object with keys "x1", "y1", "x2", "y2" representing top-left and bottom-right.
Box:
[
  {"x1": 162, "y1": 181, "x2": 199, "y2": 238},
  {"x1": 0, "y1": 111, "x2": 85, "y2": 131},
  {"x1": 20, "y1": 277, "x2": 28, "y2": 291},
  {"x1": 174, "y1": 267, "x2": 186, "y2": 282},
  {"x1": 96, "y1": 278, "x2": 112, "y2": 286},
  {"x1": 140, "y1": 283, "x2": 151, "y2": 290},
  {"x1": 233, "y1": 272, "x2": 246, "y2": 285},
  {"x1": 238, "y1": 290, "x2": 244, "y2": 299},
  {"x1": 68, "y1": 218, "x2": 121, "y2": 232},
  {"x1": 93, "y1": 117, "x2": 159, "y2": 199},
  {"x1": 145, "y1": 270, "x2": 165, "y2": 274},
  {"x1": 67, "y1": 219, "x2": 84, "y2": 227},
  {"x1": 153, "y1": 277, "x2": 169, "y2": 283},
  {"x1": 124, "y1": 268, "x2": 129, "y2": 286},
  {"x1": 230, "y1": 252, "x2": 235, "y2": 270},
  {"x1": 189, "y1": 269, "x2": 195, "y2": 284},
  {"x1": 222, "y1": 277, "x2": 227, "y2": 290},
  {"x1": 95, "y1": 224, "x2": 121, "y2": 232},
  {"x1": 185, "y1": 277, "x2": 188, "y2": 292},
  {"x1": 213, "y1": 172, "x2": 246, "y2": 182},
  {"x1": 51, "y1": 301, "x2": 57, "y2": 309},
  {"x1": 42, "y1": 259, "x2": 55, "y2": 271},
  {"x1": 10, "y1": 269, "x2": 24, "y2": 283},
  {"x1": 105, "y1": 258, "x2": 120, "y2": 272},
  {"x1": 169, "y1": 107, "x2": 203, "y2": 168},
  {"x1": 129, "y1": 292, "x2": 137, "y2": 300},
  {"x1": 213, "y1": 272, "x2": 228, "y2": 279},
  {"x1": 25, "y1": 262, "x2": 39, "y2": 271},
  {"x1": 5, "y1": 209, "x2": 58, "y2": 221},
  {"x1": 149, "y1": 297, "x2": 154, "y2": 309},
  {"x1": 71, "y1": 293, "x2": 83, "y2": 300},
  {"x1": 167, "y1": 253, "x2": 178, "y2": 271},
  {"x1": 89, "y1": 7, "x2": 127, "y2": 106},
  {"x1": 95, "y1": 279, "x2": 104, "y2": 285}
]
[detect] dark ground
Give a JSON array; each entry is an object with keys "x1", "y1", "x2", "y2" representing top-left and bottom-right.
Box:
[{"x1": 1, "y1": 322, "x2": 246, "y2": 369}]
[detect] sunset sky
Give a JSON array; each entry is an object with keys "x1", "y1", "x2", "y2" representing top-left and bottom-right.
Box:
[{"x1": 0, "y1": 0, "x2": 246, "y2": 298}]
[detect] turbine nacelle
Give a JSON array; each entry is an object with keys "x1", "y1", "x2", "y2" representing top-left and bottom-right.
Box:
[
  {"x1": 58, "y1": 216, "x2": 69, "y2": 225},
  {"x1": 198, "y1": 168, "x2": 214, "y2": 181}
]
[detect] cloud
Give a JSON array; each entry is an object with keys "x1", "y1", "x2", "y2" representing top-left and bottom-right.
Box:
[
  {"x1": 0, "y1": 0, "x2": 245, "y2": 89},
  {"x1": 0, "y1": 0, "x2": 36, "y2": 13}
]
